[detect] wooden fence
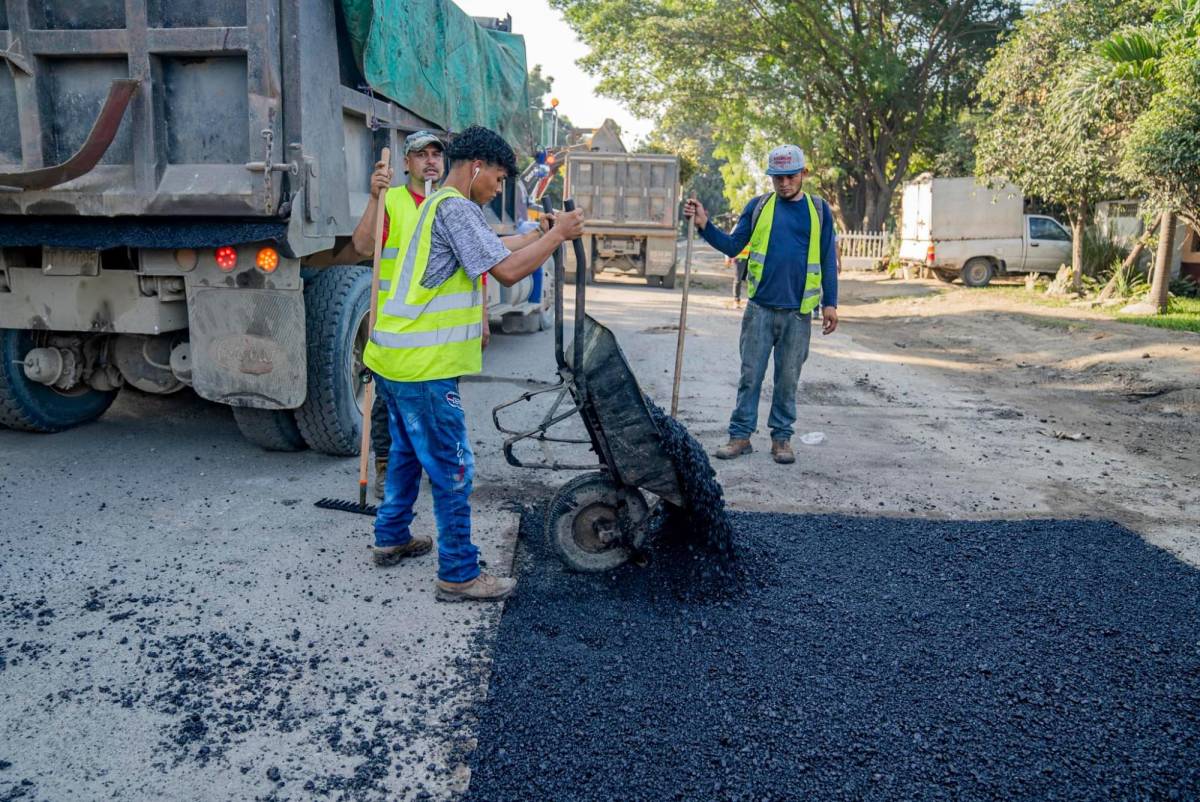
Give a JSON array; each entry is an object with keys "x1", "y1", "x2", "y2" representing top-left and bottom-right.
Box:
[{"x1": 838, "y1": 229, "x2": 893, "y2": 270}]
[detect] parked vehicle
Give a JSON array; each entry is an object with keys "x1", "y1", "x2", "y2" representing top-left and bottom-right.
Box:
[
  {"x1": 563, "y1": 152, "x2": 680, "y2": 287},
  {"x1": 0, "y1": 0, "x2": 531, "y2": 454},
  {"x1": 898, "y1": 175, "x2": 1072, "y2": 287}
]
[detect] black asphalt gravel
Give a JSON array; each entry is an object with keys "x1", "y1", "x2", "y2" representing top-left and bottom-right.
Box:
[
  {"x1": 465, "y1": 511, "x2": 1200, "y2": 801},
  {"x1": 645, "y1": 399, "x2": 735, "y2": 559}
]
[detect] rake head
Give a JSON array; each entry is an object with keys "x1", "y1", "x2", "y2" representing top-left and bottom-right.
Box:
[{"x1": 314, "y1": 498, "x2": 378, "y2": 517}]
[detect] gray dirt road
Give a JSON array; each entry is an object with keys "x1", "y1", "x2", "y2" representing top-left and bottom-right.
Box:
[
  {"x1": 0, "y1": 329, "x2": 553, "y2": 801},
  {"x1": 3, "y1": 249, "x2": 1197, "y2": 800}
]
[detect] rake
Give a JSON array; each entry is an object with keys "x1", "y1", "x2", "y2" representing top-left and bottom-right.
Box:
[{"x1": 316, "y1": 146, "x2": 390, "y2": 517}]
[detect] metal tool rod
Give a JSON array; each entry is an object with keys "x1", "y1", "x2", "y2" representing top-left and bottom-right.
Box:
[
  {"x1": 671, "y1": 196, "x2": 696, "y2": 417},
  {"x1": 565, "y1": 198, "x2": 586, "y2": 400},
  {"x1": 549, "y1": 203, "x2": 566, "y2": 371}
]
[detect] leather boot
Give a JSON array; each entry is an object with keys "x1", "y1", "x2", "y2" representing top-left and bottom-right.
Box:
[
  {"x1": 715, "y1": 438, "x2": 753, "y2": 460},
  {"x1": 771, "y1": 440, "x2": 795, "y2": 464}
]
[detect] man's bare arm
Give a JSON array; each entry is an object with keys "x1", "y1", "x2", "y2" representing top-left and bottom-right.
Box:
[
  {"x1": 489, "y1": 210, "x2": 584, "y2": 287},
  {"x1": 499, "y1": 214, "x2": 554, "y2": 252},
  {"x1": 349, "y1": 159, "x2": 394, "y2": 260}
]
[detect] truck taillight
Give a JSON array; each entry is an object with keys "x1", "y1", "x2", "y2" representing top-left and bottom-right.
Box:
[
  {"x1": 926, "y1": 245, "x2": 936, "y2": 264},
  {"x1": 215, "y1": 246, "x2": 238, "y2": 272},
  {"x1": 256, "y1": 247, "x2": 279, "y2": 273}
]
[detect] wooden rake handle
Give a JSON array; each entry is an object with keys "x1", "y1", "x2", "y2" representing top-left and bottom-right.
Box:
[{"x1": 358, "y1": 147, "x2": 391, "y2": 506}]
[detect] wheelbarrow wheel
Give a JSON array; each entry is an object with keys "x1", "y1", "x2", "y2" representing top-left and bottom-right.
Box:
[{"x1": 544, "y1": 471, "x2": 649, "y2": 572}]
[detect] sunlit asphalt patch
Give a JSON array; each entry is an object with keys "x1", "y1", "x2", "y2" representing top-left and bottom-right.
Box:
[{"x1": 465, "y1": 512, "x2": 1200, "y2": 801}]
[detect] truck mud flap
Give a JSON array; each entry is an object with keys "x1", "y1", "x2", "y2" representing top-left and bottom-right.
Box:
[{"x1": 188, "y1": 289, "x2": 306, "y2": 410}]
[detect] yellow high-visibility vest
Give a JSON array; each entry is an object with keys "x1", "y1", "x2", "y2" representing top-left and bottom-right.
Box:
[
  {"x1": 364, "y1": 187, "x2": 484, "y2": 382},
  {"x1": 745, "y1": 192, "x2": 823, "y2": 313},
  {"x1": 375, "y1": 187, "x2": 420, "y2": 306}
]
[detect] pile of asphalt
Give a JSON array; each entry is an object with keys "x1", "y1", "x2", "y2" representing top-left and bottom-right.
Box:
[
  {"x1": 645, "y1": 400, "x2": 734, "y2": 558},
  {"x1": 464, "y1": 511, "x2": 1200, "y2": 801}
]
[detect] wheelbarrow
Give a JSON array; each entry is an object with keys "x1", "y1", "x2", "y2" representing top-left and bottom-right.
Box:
[{"x1": 492, "y1": 200, "x2": 684, "y2": 572}]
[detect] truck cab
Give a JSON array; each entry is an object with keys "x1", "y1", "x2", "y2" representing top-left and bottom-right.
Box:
[{"x1": 1023, "y1": 215, "x2": 1073, "y2": 275}]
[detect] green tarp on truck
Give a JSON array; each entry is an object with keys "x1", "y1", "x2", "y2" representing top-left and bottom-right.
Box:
[{"x1": 340, "y1": 0, "x2": 530, "y2": 143}]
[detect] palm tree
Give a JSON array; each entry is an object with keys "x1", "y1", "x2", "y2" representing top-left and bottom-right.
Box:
[{"x1": 1055, "y1": 0, "x2": 1200, "y2": 312}]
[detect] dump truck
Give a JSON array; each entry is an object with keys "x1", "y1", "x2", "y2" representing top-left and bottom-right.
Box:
[
  {"x1": 0, "y1": 0, "x2": 533, "y2": 455},
  {"x1": 898, "y1": 175, "x2": 1073, "y2": 287},
  {"x1": 563, "y1": 151, "x2": 680, "y2": 288}
]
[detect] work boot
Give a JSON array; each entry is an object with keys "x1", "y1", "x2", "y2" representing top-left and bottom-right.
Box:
[
  {"x1": 369, "y1": 536, "x2": 432, "y2": 567},
  {"x1": 373, "y1": 457, "x2": 387, "y2": 501},
  {"x1": 435, "y1": 572, "x2": 517, "y2": 603},
  {"x1": 771, "y1": 440, "x2": 795, "y2": 464},
  {"x1": 715, "y1": 438, "x2": 753, "y2": 460}
]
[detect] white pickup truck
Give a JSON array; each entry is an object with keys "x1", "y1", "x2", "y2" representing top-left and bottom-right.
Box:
[{"x1": 898, "y1": 175, "x2": 1073, "y2": 287}]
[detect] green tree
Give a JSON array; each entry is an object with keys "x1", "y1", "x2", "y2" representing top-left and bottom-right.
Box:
[
  {"x1": 1125, "y1": 52, "x2": 1200, "y2": 226},
  {"x1": 974, "y1": 0, "x2": 1154, "y2": 293},
  {"x1": 1056, "y1": 0, "x2": 1198, "y2": 309},
  {"x1": 639, "y1": 115, "x2": 730, "y2": 221},
  {"x1": 525, "y1": 64, "x2": 575, "y2": 155},
  {"x1": 550, "y1": 0, "x2": 1020, "y2": 230}
]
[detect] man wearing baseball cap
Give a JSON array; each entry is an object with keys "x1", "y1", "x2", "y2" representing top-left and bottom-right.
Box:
[
  {"x1": 684, "y1": 144, "x2": 838, "y2": 465},
  {"x1": 346, "y1": 130, "x2": 448, "y2": 498}
]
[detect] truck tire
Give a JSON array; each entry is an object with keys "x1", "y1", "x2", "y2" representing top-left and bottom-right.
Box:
[
  {"x1": 960, "y1": 258, "x2": 995, "y2": 288},
  {"x1": 232, "y1": 407, "x2": 308, "y2": 452},
  {"x1": 933, "y1": 268, "x2": 957, "y2": 283},
  {"x1": 294, "y1": 267, "x2": 372, "y2": 456},
  {"x1": 0, "y1": 329, "x2": 119, "y2": 433}
]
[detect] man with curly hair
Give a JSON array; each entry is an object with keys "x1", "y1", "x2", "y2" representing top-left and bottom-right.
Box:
[{"x1": 363, "y1": 125, "x2": 586, "y2": 602}]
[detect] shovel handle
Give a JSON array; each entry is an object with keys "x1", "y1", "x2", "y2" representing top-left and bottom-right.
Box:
[{"x1": 671, "y1": 194, "x2": 696, "y2": 417}]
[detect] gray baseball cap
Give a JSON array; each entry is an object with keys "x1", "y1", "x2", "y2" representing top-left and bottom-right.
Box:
[
  {"x1": 766, "y1": 144, "x2": 806, "y2": 175},
  {"x1": 404, "y1": 130, "x2": 444, "y2": 153}
]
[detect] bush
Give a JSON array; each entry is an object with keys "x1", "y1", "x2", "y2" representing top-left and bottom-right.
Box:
[
  {"x1": 1170, "y1": 274, "x2": 1200, "y2": 298},
  {"x1": 1083, "y1": 225, "x2": 1130, "y2": 278}
]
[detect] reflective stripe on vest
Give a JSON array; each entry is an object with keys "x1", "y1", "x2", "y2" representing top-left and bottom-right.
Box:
[
  {"x1": 745, "y1": 192, "x2": 823, "y2": 313},
  {"x1": 363, "y1": 186, "x2": 484, "y2": 382},
  {"x1": 381, "y1": 188, "x2": 479, "y2": 319}
]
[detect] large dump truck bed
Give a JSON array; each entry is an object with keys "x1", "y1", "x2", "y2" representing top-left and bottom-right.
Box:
[{"x1": 0, "y1": 0, "x2": 526, "y2": 255}]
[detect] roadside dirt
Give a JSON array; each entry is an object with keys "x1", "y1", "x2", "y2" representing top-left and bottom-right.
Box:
[{"x1": 587, "y1": 252, "x2": 1200, "y2": 566}]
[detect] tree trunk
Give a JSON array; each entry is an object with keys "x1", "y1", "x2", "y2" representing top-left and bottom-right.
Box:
[
  {"x1": 1097, "y1": 212, "x2": 1160, "y2": 302},
  {"x1": 836, "y1": 182, "x2": 866, "y2": 231},
  {"x1": 1070, "y1": 214, "x2": 1085, "y2": 295},
  {"x1": 1148, "y1": 213, "x2": 1177, "y2": 314},
  {"x1": 864, "y1": 182, "x2": 895, "y2": 232}
]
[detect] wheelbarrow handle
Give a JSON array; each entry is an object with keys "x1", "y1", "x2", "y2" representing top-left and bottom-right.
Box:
[
  {"x1": 546, "y1": 202, "x2": 567, "y2": 371},
  {"x1": 564, "y1": 198, "x2": 586, "y2": 400}
]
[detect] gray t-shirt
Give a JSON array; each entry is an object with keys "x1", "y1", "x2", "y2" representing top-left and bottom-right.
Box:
[{"x1": 419, "y1": 197, "x2": 511, "y2": 289}]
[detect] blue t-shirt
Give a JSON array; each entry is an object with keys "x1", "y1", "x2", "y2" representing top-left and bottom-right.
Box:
[{"x1": 700, "y1": 193, "x2": 838, "y2": 309}]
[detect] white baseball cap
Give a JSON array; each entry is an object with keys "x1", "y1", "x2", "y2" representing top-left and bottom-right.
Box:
[{"x1": 766, "y1": 144, "x2": 806, "y2": 175}]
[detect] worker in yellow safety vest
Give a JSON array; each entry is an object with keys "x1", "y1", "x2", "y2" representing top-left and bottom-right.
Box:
[
  {"x1": 345, "y1": 130, "x2": 447, "y2": 500},
  {"x1": 362, "y1": 125, "x2": 584, "y2": 602},
  {"x1": 685, "y1": 144, "x2": 839, "y2": 466}
]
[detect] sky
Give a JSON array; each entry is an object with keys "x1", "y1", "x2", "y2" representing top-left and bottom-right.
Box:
[{"x1": 450, "y1": 0, "x2": 656, "y2": 146}]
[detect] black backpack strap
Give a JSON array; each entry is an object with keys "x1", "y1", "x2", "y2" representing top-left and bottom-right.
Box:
[{"x1": 750, "y1": 192, "x2": 773, "y2": 233}]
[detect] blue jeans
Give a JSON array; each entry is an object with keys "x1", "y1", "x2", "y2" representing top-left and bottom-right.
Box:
[
  {"x1": 729, "y1": 301, "x2": 812, "y2": 442},
  {"x1": 373, "y1": 376, "x2": 480, "y2": 583}
]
